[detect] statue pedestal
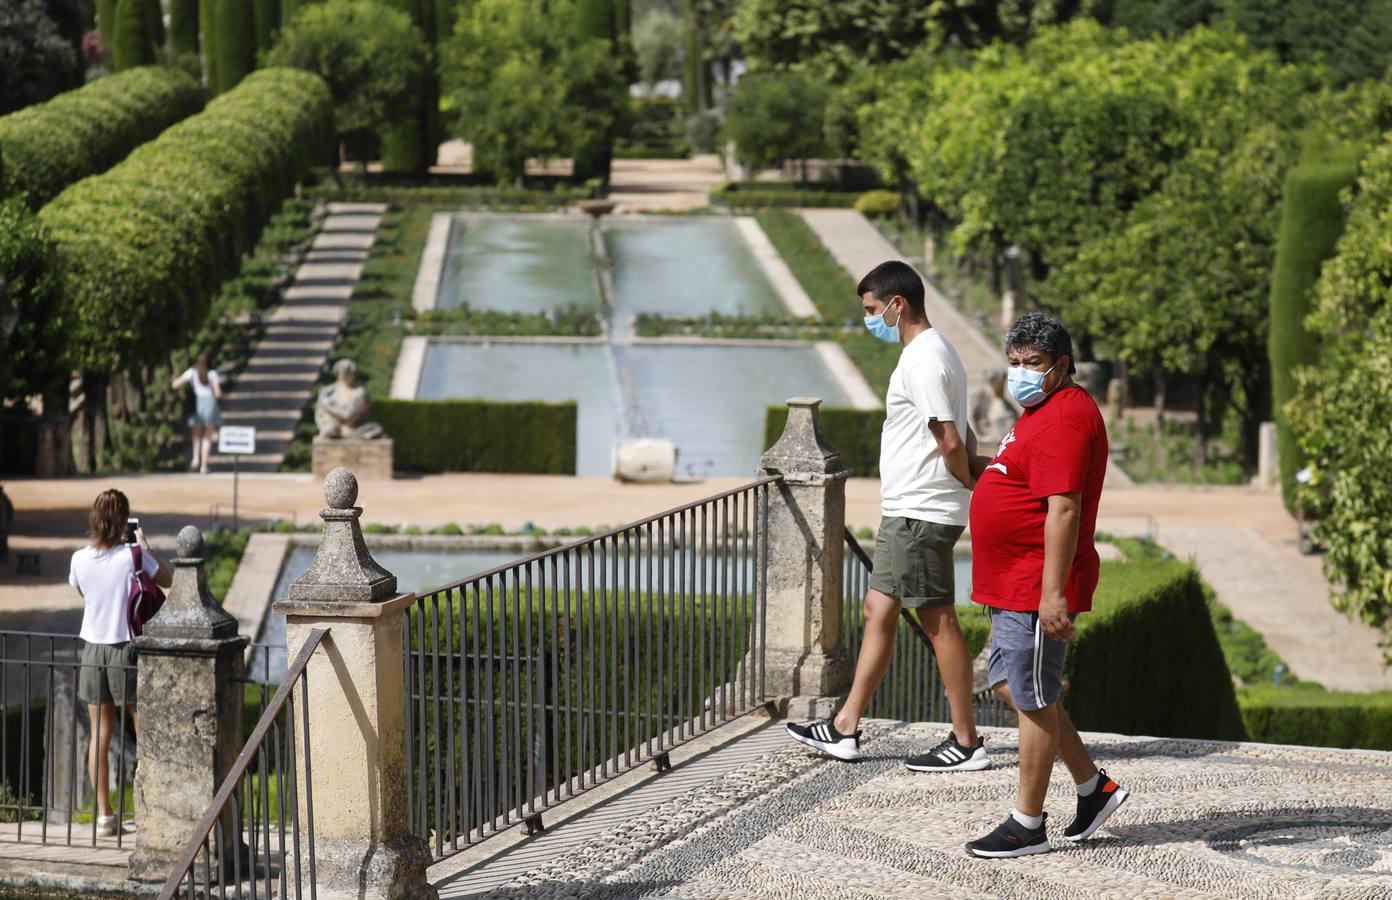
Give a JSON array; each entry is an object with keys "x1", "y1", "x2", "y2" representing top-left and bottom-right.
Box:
[{"x1": 313, "y1": 437, "x2": 394, "y2": 481}]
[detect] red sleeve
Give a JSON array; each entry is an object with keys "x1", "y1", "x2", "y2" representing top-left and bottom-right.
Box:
[{"x1": 1027, "y1": 421, "x2": 1094, "y2": 498}]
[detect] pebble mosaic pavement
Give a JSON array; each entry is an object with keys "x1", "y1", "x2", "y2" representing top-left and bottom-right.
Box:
[{"x1": 464, "y1": 721, "x2": 1392, "y2": 899}]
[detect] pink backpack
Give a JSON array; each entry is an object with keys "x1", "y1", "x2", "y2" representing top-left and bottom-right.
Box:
[{"x1": 126, "y1": 546, "x2": 166, "y2": 637}]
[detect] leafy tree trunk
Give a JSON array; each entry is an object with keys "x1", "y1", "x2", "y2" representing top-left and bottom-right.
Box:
[
  {"x1": 113, "y1": 0, "x2": 156, "y2": 70},
  {"x1": 1153, "y1": 370, "x2": 1167, "y2": 427},
  {"x1": 382, "y1": 0, "x2": 440, "y2": 174},
  {"x1": 682, "y1": 0, "x2": 703, "y2": 116},
  {"x1": 1194, "y1": 372, "x2": 1208, "y2": 469},
  {"x1": 142, "y1": 0, "x2": 164, "y2": 47},
  {"x1": 214, "y1": 0, "x2": 256, "y2": 93},
  {"x1": 78, "y1": 373, "x2": 109, "y2": 473},
  {"x1": 170, "y1": 0, "x2": 200, "y2": 56}
]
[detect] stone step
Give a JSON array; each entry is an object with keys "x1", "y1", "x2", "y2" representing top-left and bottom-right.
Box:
[
  {"x1": 246, "y1": 341, "x2": 334, "y2": 354},
  {"x1": 325, "y1": 202, "x2": 387, "y2": 215},
  {"x1": 230, "y1": 370, "x2": 321, "y2": 385},
  {"x1": 311, "y1": 233, "x2": 375, "y2": 252},
  {"x1": 220, "y1": 408, "x2": 301, "y2": 422},
  {"x1": 206, "y1": 452, "x2": 284, "y2": 466},
  {"x1": 239, "y1": 361, "x2": 326, "y2": 376},
  {"x1": 268, "y1": 306, "x2": 347, "y2": 324}
]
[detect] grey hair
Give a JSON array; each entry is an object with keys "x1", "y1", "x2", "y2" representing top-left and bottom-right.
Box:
[
  {"x1": 333, "y1": 358, "x2": 358, "y2": 377},
  {"x1": 1003, "y1": 312, "x2": 1076, "y2": 374}
]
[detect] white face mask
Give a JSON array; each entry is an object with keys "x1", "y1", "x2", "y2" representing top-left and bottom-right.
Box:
[
  {"x1": 1007, "y1": 360, "x2": 1059, "y2": 407},
  {"x1": 864, "y1": 300, "x2": 902, "y2": 343}
]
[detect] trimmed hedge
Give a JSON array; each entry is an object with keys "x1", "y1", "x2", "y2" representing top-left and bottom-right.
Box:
[
  {"x1": 710, "y1": 182, "x2": 860, "y2": 209},
  {"x1": 1268, "y1": 146, "x2": 1360, "y2": 513},
  {"x1": 1065, "y1": 560, "x2": 1247, "y2": 741},
  {"x1": 766, "y1": 405, "x2": 882, "y2": 478},
  {"x1": 1239, "y1": 686, "x2": 1392, "y2": 751},
  {"x1": 38, "y1": 68, "x2": 333, "y2": 373},
  {"x1": 374, "y1": 399, "x2": 577, "y2": 474},
  {"x1": 0, "y1": 66, "x2": 203, "y2": 208}
]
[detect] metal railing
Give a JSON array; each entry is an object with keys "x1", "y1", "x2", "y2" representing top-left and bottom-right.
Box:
[
  {"x1": 0, "y1": 629, "x2": 137, "y2": 847},
  {"x1": 160, "y1": 629, "x2": 326, "y2": 900},
  {"x1": 842, "y1": 530, "x2": 1011, "y2": 726},
  {"x1": 404, "y1": 477, "x2": 776, "y2": 857}
]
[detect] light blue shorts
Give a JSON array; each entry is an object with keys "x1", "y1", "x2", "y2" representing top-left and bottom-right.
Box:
[{"x1": 986, "y1": 608, "x2": 1076, "y2": 711}]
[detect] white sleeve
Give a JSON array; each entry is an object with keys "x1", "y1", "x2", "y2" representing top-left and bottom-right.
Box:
[
  {"x1": 141, "y1": 548, "x2": 160, "y2": 578},
  {"x1": 905, "y1": 360, "x2": 957, "y2": 423},
  {"x1": 209, "y1": 370, "x2": 220, "y2": 388},
  {"x1": 68, "y1": 554, "x2": 80, "y2": 589}
]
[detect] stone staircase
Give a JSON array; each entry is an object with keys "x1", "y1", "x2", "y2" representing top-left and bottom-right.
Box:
[{"x1": 208, "y1": 202, "x2": 387, "y2": 473}]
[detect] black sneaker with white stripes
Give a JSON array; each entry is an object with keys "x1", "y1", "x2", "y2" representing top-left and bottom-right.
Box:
[
  {"x1": 785, "y1": 719, "x2": 862, "y2": 761},
  {"x1": 965, "y1": 812, "x2": 1051, "y2": 858},
  {"x1": 904, "y1": 734, "x2": 989, "y2": 772},
  {"x1": 1064, "y1": 768, "x2": 1130, "y2": 841}
]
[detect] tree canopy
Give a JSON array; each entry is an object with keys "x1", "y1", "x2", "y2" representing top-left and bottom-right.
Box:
[{"x1": 267, "y1": 0, "x2": 430, "y2": 144}]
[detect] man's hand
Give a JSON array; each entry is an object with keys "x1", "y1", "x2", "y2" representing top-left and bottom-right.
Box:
[{"x1": 1039, "y1": 592, "x2": 1074, "y2": 641}]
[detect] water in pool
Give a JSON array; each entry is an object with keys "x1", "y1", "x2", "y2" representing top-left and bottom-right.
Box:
[
  {"x1": 417, "y1": 341, "x2": 854, "y2": 477},
  {"x1": 604, "y1": 218, "x2": 786, "y2": 317},
  {"x1": 435, "y1": 216, "x2": 601, "y2": 313}
]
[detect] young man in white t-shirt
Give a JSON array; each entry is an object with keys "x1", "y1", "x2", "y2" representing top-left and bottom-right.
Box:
[{"x1": 786, "y1": 260, "x2": 987, "y2": 771}]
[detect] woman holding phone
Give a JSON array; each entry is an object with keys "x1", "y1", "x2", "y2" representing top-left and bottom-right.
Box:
[{"x1": 67, "y1": 490, "x2": 171, "y2": 835}]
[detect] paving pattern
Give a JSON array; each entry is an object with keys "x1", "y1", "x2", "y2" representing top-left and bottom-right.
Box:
[{"x1": 457, "y1": 721, "x2": 1392, "y2": 899}]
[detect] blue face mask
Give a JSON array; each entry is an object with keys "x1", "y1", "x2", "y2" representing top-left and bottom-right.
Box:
[
  {"x1": 864, "y1": 300, "x2": 902, "y2": 344},
  {"x1": 1007, "y1": 360, "x2": 1059, "y2": 408}
]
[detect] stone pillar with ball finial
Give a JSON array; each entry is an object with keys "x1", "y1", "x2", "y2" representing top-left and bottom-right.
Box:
[
  {"x1": 272, "y1": 468, "x2": 436, "y2": 900},
  {"x1": 129, "y1": 526, "x2": 250, "y2": 882}
]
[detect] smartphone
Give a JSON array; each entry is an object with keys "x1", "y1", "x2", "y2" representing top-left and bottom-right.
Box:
[{"x1": 124, "y1": 517, "x2": 140, "y2": 545}]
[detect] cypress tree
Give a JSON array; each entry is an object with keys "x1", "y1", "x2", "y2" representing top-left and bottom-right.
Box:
[
  {"x1": 97, "y1": 0, "x2": 119, "y2": 55},
  {"x1": 254, "y1": 0, "x2": 278, "y2": 50},
  {"x1": 381, "y1": 0, "x2": 437, "y2": 173},
  {"x1": 213, "y1": 0, "x2": 256, "y2": 93},
  {"x1": 170, "y1": 0, "x2": 199, "y2": 56},
  {"x1": 142, "y1": 0, "x2": 165, "y2": 47},
  {"x1": 200, "y1": 0, "x2": 219, "y2": 91},
  {"x1": 1267, "y1": 141, "x2": 1361, "y2": 511},
  {"x1": 112, "y1": 0, "x2": 155, "y2": 70},
  {"x1": 572, "y1": 0, "x2": 617, "y2": 185}
]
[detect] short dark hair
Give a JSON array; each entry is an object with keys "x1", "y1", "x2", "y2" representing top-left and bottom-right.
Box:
[
  {"x1": 857, "y1": 260, "x2": 925, "y2": 313},
  {"x1": 1004, "y1": 312, "x2": 1076, "y2": 374}
]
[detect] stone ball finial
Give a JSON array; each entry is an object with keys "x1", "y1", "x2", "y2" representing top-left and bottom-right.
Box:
[
  {"x1": 324, "y1": 467, "x2": 359, "y2": 509},
  {"x1": 177, "y1": 525, "x2": 204, "y2": 559}
]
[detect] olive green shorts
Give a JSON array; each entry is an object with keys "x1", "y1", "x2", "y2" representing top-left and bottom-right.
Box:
[
  {"x1": 868, "y1": 517, "x2": 965, "y2": 608},
  {"x1": 78, "y1": 642, "x2": 138, "y2": 706}
]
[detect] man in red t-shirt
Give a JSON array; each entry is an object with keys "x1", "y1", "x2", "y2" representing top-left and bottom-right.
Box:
[{"x1": 963, "y1": 313, "x2": 1131, "y2": 859}]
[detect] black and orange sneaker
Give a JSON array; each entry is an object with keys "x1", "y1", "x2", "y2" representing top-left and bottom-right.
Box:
[
  {"x1": 965, "y1": 812, "x2": 1051, "y2": 858},
  {"x1": 1064, "y1": 768, "x2": 1130, "y2": 842}
]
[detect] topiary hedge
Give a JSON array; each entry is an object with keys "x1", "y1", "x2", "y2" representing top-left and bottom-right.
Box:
[
  {"x1": 1064, "y1": 559, "x2": 1247, "y2": 741},
  {"x1": 766, "y1": 405, "x2": 883, "y2": 477},
  {"x1": 38, "y1": 68, "x2": 333, "y2": 375},
  {"x1": 1268, "y1": 143, "x2": 1361, "y2": 513},
  {"x1": 374, "y1": 399, "x2": 577, "y2": 474},
  {"x1": 710, "y1": 182, "x2": 860, "y2": 209},
  {"x1": 0, "y1": 66, "x2": 203, "y2": 208},
  {"x1": 1238, "y1": 686, "x2": 1392, "y2": 751}
]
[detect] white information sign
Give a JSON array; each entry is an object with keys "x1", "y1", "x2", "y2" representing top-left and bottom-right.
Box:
[{"x1": 218, "y1": 426, "x2": 257, "y2": 456}]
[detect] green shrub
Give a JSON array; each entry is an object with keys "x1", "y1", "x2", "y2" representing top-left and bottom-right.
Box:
[
  {"x1": 710, "y1": 183, "x2": 859, "y2": 209},
  {"x1": 1066, "y1": 560, "x2": 1246, "y2": 741},
  {"x1": 1268, "y1": 146, "x2": 1360, "y2": 513},
  {"x1": 0, "y1": 66, "x2": 203, "y2": 208},
  {"x1": 1239, "y1": 685, "x2": 1392, "y2": 751},
  {"x1": 38, "y1": 68, "x2": 333, "y2": 375},
  {"x1": 854, "y1": 189, "x2": 899, "y2": 217},
  {"x1": 374, "y1": 399, "x2": 577, "y2": 474},
  {"x1": 766, "y1": 406, "x2": 883, "y2": 478},
  {"x1": 112, "y1": 0, "x2": 157, "y2": 70},
  {"x1": 429, "y1": 523, "x2": 464, "y2": 536}
]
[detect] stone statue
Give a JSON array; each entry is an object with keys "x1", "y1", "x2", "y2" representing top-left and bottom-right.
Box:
[
  {"x1": 972, "y1": 369, "x2": 1018, "y2": 449},
  {"x1": 315, "y1": 360, "x2": 385, "y2": 440}
]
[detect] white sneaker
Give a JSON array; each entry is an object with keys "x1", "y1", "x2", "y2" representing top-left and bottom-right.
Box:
[
  {"x1": 96, "y1": 814, "x2": 117, "y2": 837},
  {"x1": 785, "y1": 719, "x2": 863, "y2": 761}
]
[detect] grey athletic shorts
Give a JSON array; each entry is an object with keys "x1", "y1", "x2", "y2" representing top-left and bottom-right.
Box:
[
  {"x1": 985, "y1": 608, "x2": 1076, "y2": 711},
  {"x1": 867, "y1": 517, "x2": 965, "y2": 608},
  {"x1": 78, "y1": 642, "x2": 138, "y2": 706}
]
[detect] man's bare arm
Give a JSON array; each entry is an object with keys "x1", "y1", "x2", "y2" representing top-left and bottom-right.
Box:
[
  {"x1": 928, "y1": 420, "x2": 975, "y2": 489},
  {"x1": 1040, "y1": 491, "x2": 1081, "y2": 640},
  {"x1": 965, "y1": 427, "x2": 993, "y2": 480}
]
